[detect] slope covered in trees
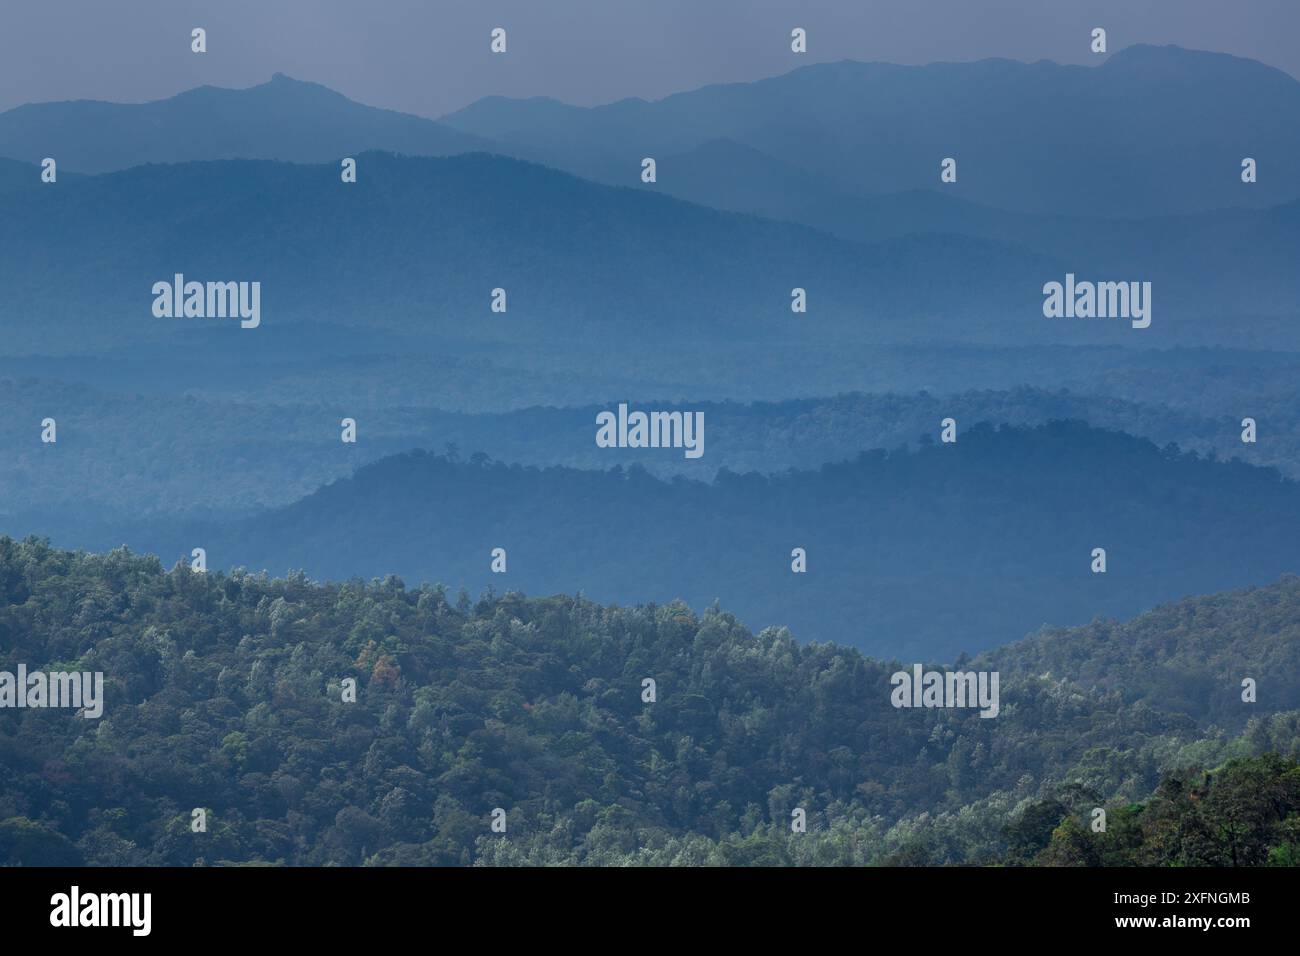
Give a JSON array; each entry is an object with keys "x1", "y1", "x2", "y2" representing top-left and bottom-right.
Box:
[
  {"x1": 1, "y1": 536, "x2": 1297, "y2": 866},
  {"x1": 8, "y1": 382, "x2": 1298, "y2": 521},
  {"x1": 1021, "y1": 754, "x2": 1300, "y2": 867},
  {"x1": 983, "y1": 575, "x2": 1300, "y2": 724},
  {"x1": 151, "y1": 420, "x2": 1300, "y2": 660}
]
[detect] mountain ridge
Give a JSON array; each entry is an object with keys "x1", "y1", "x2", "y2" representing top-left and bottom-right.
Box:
[
  {"x1": 30, "y1": 419, "x2": 1296, "y2": 662},
  {"x1": 0, "y1": 73, "x2": 503, "y2": 174},
  {"x1": 438, "y1": 43, "x2": 1300, "y2": 217}
]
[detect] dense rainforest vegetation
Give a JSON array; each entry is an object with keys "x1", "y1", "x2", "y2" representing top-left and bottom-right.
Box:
[{"x1": 1, "y1": 536, "x2": 1297, "y2": 866}]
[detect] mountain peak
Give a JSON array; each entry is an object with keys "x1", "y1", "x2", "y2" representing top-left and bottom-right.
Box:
[
  {"x1": 250, "y1": 72, "x2": 343, "y2": 99},
  {"x1": 1102, "y1": 43, "x2": 1298, "y2": 84}
]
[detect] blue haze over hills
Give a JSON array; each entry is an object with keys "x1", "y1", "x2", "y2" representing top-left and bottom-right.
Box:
[
  {"x1": 7, "y1": 3, "x2": 1300, "y2": 871},
  {"x1": 2, "y1": 46, "x2": 1299, "y2": 658}
]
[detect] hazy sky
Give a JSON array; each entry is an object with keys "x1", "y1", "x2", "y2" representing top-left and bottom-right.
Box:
[{"x1": 3, "y1": 0, "x2": 1297, "y2": 118}]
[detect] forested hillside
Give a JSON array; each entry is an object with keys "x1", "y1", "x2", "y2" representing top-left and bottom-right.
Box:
[
  {"x1": 1023, "y1": 754, "x2": 1300, "y2": 867},
  {"x1": 983, "y1": 576, "x2": 1300, "y2": 724},
  {"x1": 7, "y1": 381, "x2": 1297, "y2": 520},
  {"x1": 1, "y1": 536, "x2": 1297, "y2": 866},
  {"x1": 157, "y1": 420, "x2": 1300, "y2": 659}
]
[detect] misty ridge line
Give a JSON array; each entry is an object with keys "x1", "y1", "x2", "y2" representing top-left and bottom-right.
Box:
[
  {"x1": 0, "y1": 28, "x2": 1291, "y2": 662},
  {"x1": 0, "y1": 13, "x2": 1297, "y2": 879},
  {"x1": 4, "y1": 40, "x2": 1295, "y2": 222},
  {"x1": 15, "y1": 148, "x2": 1227, "y2": 349},
  {"x1": 9, "y1": 38, "x2": 1299, "y2": 366},
  {"x1": 3, "y1": 42, "x2": 1295, "y2": 128}
]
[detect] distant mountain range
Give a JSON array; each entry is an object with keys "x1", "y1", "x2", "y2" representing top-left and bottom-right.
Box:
[
  {"x1": 5, "y1": 33, "x2": 1300, "y2": 872},
  {"x1": 439, "y1": 44, "x2": 1300, "y2": 218},
  {"x1": 3, "y1": 382, "x2": 1295, "y2": 522},
  {"x1": 31, "y1": 420, "x2": 1294, "y2": 662},
  {"x1": 0, "y1": 73, "x2": 500, "y2": 174},
  {"x1": 3, "y1": 45, "x2": 1298, "y2": 361},
  {"x1": 5, "y1": 44, "x2": 1297, "y2": 223},
  {"x1": 0, "y1": 150, "x2": 1071, "y2": 355},
  {"x1": 3, "y1": 149, "x2": 1299, "y2": 361},
  {"x1": 3, "y1": 44, "x2": 1299, "y2": 667}
]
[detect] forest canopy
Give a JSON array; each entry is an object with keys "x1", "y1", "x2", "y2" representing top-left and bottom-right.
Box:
[{"x1": 1, "y1": 536, "x2": 1298, "y2": 866}]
